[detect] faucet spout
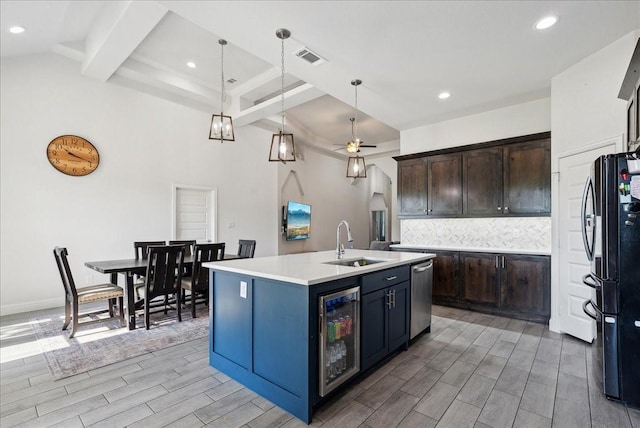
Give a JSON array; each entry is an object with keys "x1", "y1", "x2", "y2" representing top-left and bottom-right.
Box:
[{"x1": 336, "y1": 220, "x2": 353, "y2": 259}]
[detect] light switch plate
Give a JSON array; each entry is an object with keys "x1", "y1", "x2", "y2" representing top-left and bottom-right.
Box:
[{"x1": 240, "y1": 281, "x2": 247, "y2": 299}]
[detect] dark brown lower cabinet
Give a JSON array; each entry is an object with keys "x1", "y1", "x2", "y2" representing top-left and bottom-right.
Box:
[
  {"x1": 400, "y1": 248, "x2": 550, "y2": 323},
  {"x1": 432, "y1": 251, "x2": 459, "y2": 301}
]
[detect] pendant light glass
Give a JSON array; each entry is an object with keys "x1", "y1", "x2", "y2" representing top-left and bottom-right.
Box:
[
  {"x1": 346, "y1": 79, "x2": 366, "y2": 178},
  {"x1": 346, "y1": 156, "x2": 367, "y2": 178},
  {"x1": 269, "y1": 28, "x2": 296, "y2": 163},
  {"x1": 209, "y1": 39, "x2": 235, "y2": 142}
]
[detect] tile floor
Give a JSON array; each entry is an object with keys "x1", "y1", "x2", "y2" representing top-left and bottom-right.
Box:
[{"x1": 1, "y1": 304, "x2": 639, "y2": 427}]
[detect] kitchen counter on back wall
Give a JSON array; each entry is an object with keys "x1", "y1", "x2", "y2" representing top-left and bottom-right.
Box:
[{"x1": 390, "y1": 244, "x2": 551, "y2": 255}]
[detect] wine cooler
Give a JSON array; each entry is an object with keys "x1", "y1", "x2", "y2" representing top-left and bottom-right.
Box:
[{"x1": 318, "y1": 286, "x2": 360, "y2": 397}]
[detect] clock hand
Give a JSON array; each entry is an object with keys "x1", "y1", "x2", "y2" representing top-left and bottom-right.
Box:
[{"x1": 66, "y1": 151, "x2": 89, "y2": 162}]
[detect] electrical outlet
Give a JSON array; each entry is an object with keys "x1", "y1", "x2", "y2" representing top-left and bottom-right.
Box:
[
  {"x1": 227, "y1": 222, "x2": 235, "y2": 229},
  {"x1": 85, "y1": 275, "x2": 94, "y2": 284},
  {"x1": 513, "y1": 228, "x2": 520, "y2": 238}
]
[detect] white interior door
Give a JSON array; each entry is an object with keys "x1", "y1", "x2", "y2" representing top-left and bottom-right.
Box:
[
  {"x1": 174, "y1": 187, "x2": 216, "y2": 242},
  {"x1": 555, "y1": 140, "x2": 618, "y2": 342}
]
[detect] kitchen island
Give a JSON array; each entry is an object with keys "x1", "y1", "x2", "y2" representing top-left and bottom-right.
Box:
[{"x1": 203, "y1": 249, "x2": 433, "y2": 424}]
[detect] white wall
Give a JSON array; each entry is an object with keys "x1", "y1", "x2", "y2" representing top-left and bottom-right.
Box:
[
  {"x1": 401, "y1": 98, "x2": 551, "y2": 155},
  {"x1": 0, "y1": 54, "x2": 278, "y2": 315}
]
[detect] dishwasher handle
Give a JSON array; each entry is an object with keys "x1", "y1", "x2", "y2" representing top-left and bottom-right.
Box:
[{"x1": 413, "y1": 261, "x2": 433, "y2": 273}]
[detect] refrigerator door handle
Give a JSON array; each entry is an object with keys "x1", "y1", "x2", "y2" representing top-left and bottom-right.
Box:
[
  {"x1": 581, "y1": 176, "x2": 596, "y2": 262},
  {"x1": 582, "y1": 273, "x2": 600, "y2": 290},
  {"x1": 582, "y1": 299, "x2": 599, "y2": 321}
]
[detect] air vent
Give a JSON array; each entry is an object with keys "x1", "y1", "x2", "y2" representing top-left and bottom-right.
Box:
[
  {"x1": 294, "y1": 47, "x2": 326, "y2": 66},
  {"x1": 226, "y1": 78, "x2": 237, "y2": 84}
]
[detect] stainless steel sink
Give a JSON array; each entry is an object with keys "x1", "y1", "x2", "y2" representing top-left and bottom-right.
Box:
[{"x1": 323, "y1": 257, "x2": 391, "y2": 267}]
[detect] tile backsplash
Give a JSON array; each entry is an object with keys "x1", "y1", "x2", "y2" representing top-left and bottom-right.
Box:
[{"x1": 401, "y1": 217, "x2": 551, "y2": 252}]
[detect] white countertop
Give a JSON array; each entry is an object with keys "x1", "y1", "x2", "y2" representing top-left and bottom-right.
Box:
[
  {"x1": 203, "y1": 249, "x2": 434, "y2": 286},
  {"x1": 390, "y1": 244, "x2": 551, "y2": 256}
]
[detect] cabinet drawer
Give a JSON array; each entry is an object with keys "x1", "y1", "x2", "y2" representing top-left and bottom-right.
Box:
[{"x1": 362, "y1": 266, "x2": 410, "y2": 295}]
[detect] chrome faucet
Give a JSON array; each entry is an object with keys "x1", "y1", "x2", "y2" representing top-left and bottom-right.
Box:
[{"x1": 336, "y1": 220, "x2": 353, "y2": 259}]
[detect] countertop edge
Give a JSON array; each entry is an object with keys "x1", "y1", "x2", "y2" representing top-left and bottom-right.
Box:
[
  {"x1": 203, "y1": 250, "x2": 435, "y2": 285},
  {"x1": 390, "y1": 244, "x2": 551, "y2": 256}
]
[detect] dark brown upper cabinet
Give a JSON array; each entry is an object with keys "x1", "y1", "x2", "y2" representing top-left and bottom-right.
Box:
[
  {"x1": 427, "y1": 153, "x2": 462, "y2": 216},
  {"x1": 463, "y1": 148, "x2": 503, "y2": 216},
  {"x1": 397, "y1": 158, "x2": 428, "y2": 216},
  {"x1": 503, "y1": 139, "x2": 551, "y2": 215},
  {"x1": 395, "y1": 132, "x2": 551, "y2": 218}
]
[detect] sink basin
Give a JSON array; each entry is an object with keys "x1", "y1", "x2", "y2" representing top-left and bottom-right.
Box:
[{"x1": 323, "y1": 257, "x2": 391, "y2": 267}]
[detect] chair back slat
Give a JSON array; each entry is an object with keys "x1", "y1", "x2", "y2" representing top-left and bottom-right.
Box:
[
  {"x1": 169, "y1": 240, "x2": 196, "y2": 257},
  {"x1": 53, "y1": 247, "x2": 77, "y2": 299},
  {"x1": 134, "y1": 241, "x2": 166, "y2": 260},
  {"x1": 145, "y1": 244, "x2": 184, "y2": 299},
  {"x1": 191, "y1": 243, "x2": 225, "y2": 291},
  {"x1": 237, "y1": 239, "x2": 256, "y2": 258}
]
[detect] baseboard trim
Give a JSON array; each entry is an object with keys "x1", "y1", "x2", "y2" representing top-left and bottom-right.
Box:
[{"x1": 0, "y1": 298, "x2": 62, "y2": 317}]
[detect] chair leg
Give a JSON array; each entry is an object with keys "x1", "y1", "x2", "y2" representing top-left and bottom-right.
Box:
[
  {"x1": 145, "y1": 303, "x2": 150, "y2": 330},
  {"x1": 69, "y1": 302, "x2": 79, "y2": 339},
  {"x1": 191, "y1": 291, "x2": 196, "y2": 319},
  {"x1": 108, "y1": 298, "x2": 115, "y2": 317},
  {"x1": 118, "y1": 296, "x2": 125, "y2": 327},
  {"x1": 62, "y1": 299, "x2": 71, "y2": 331},
  {"x1": 177, "y1": 293, "x2": 182, "y2": 323}
]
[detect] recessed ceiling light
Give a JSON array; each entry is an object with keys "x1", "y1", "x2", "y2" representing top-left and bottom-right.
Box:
[
  {"x1": 186, "y1": 61, "x2": 196, "y2": 68},
  {"x1": 438, "y1": 92, "x2": 451, "y2": 100},
  {"x1": 535, "y1": 16, "x2": 558, "y2": 30},
  {"x1": 9, "y1": 26, "x2": 26, "y2": 34}
]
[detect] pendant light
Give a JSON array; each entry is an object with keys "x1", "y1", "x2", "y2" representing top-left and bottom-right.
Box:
[
  {"x1": 269, "y1": 28, "x2": 296, "y2": 163},
  {"x1": 346, "y1": 79, "x2": 367, "y2": 178},
  {"x1": 209, "y1": 39, "x2": 234, "y2": 142}
]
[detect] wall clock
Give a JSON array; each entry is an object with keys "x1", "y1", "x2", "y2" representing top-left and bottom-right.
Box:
[{"x1": 46, "y1": 135, "x2": 100, "y2": 176}]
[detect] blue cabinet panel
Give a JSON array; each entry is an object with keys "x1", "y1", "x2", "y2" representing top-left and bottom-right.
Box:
[
  {"x1": 212, "y1": 272, "x2": 252, "y2": 369},
  {"x1": 361, "y1": 288, "x2": 388, "y2": 371},
  {"x1": 253, "y1": 278, "x2": 309, "y2": 397},
  {"x1": 388, "y1": 281, "x2": 410, "y2": 352}
]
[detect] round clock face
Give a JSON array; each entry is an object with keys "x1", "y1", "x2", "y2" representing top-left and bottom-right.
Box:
[{"x1": 47, "y1": 135, "x2": 100, "y2": 176}]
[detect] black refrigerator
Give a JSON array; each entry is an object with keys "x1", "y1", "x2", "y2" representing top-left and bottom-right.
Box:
[{"x1": 581, "y1": 151, "x2": 640, "y2": 408}]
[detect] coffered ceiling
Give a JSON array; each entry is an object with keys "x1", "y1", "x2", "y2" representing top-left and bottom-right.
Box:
[{"x1": 2, "y1": 1, "x2": 639, "y2": 157}]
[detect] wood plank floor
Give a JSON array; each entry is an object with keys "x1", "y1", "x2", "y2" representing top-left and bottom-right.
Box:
[{"x1": 1, "y1": 304, "x2": 639, "y2": 427}]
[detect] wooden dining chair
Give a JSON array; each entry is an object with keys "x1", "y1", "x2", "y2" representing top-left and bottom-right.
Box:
[
  {"x1": 237, "y1": 239, "x2": 256, "y2": 258},
  {"x1": 169, "y1": 240, "x2": 196, "y2": 276},
  {"x1": 181, "y1": 243, "x2": 225, "y2": 318},
  {"x1": 53, "y1": 247, "x2": 125, "y2": 338},
  {"x1": 140, "y1": 244, "x2": 185, "y2": 329},
  {"x1": 133, "y1": 241, "x2": 165, "y2": 300}
]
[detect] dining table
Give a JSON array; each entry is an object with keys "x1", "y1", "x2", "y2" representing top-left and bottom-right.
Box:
[{"x1": 85, "y1": 253, "x2": 243, "y2": 330}]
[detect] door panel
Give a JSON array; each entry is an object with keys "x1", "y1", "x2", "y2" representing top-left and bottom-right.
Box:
[{"x1": 556, "y1": 141, "x2": 618, "y2": 342}]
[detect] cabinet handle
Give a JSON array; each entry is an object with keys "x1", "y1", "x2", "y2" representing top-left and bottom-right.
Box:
[
  {"x1": 504, "y1": 206, "x2": 509, "y2": 213},
  {"x1": 386, "y1": 276, "x2": 397, "y2": 281},
  {"x1": 501, "y1": 256, "x2": 505, "y2": 269},
  {"x1": 428, "y1": 209, "x2": 433, "y2": 213},
  {"x1": 497, "y1": 206, "x2": 502, "y2": 211},
  {"x1": 495, "y1": 256, "x2": 499, "y2": 268}
]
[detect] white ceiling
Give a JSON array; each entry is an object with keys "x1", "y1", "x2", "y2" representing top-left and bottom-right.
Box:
[{"x1": 2, "y1": 1, "x2": 639, "y2": 157}]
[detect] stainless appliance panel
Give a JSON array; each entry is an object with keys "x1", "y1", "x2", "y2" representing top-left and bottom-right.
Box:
[{"x1": 410, "y1": 261, "x2": 433, "y2": 339}]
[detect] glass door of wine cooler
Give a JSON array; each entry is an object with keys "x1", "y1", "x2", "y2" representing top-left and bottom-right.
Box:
[{"x1": 319, "y1": 286, "x2": 360, "y2": 397}]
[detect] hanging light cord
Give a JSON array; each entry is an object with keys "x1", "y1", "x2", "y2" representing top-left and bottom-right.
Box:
[
  {"x1": 280, "y1": 36, "x2": 285, "y2": 133},
  {"x1": 354, "y1": 83, "x2": 358, "y2": 142},
  {"x1": 220, "y1": 40, "x2": 226, "y2": 114}
]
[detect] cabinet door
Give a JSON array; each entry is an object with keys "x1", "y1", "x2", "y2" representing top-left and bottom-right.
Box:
[
  {"x1": 432, "y1": 251, "x2": 459, "y2": 301},
  {"x1": 397, "y1": 159, "x2": 428, "y2": 216},
  {"x1": 361, "y1": 288, "x2": 389, "y2": 371},
  {"x1": 428, "y1": 154, "x2": 462, "y2": 215},
  {"x1": 463, "y1": 148, "x2": 503, "y2": 216},
  {"x1": 387, "y1": 281, "x2": 410, "y2": 352},
  {"x1": 500, "y1": 255, "x2": 550, "y2": 316},
  {"x1": 503, "y1": 140, "x2": 551, "y2": 215},
  {"x1": 461, "y1": 252, "x2": 499, "y2": 305}
]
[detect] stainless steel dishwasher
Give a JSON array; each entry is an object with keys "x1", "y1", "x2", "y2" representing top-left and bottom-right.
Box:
[{"x1": 411, "y1": 260, "x2": 433, "y2": 339}]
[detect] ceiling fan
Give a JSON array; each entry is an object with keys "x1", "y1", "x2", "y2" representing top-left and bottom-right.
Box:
[{"x1": 334, "y1": 117, "x2": 377, "y2": 153}]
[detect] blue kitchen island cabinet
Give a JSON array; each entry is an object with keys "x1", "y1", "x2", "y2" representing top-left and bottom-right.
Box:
[{"x1": 204, "y1": 249, "x2": 433, "y2": 423}]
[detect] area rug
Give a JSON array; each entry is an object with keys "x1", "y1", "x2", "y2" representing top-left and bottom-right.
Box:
[{"x1": 31, "y1": 306, "x2": 209, "y2": 379}]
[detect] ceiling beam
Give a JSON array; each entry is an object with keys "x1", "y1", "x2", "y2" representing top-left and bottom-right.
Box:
[{"x1": 82, "y1": 1, "x2": 168, "y2": 81}]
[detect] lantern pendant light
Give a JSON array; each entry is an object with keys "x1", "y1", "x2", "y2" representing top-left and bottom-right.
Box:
[
  {"x1": 269, "y1": 28, "x2": 296, "y2": 163},
  {"x1": 346, "y1": 79, "x2": 367, "y2": 178},
  {"x1": 209, "y1": 39, "x2": 235, "y2": 142}
]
